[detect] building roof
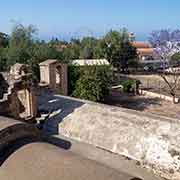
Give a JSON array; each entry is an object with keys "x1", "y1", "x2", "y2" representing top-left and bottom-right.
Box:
[
  {"x1": 131, "y1": 42, "x2": 154, "y2": 57},
  {"x1": 132, "y1": 42, "x2": 152, "y2": 49},
  {"x1": 39, "y1": 59, "x2": 58, "y2": 66},
  {"x1": 137, "y1": 48, "x2": 154, "y2": 56},
  {"x1": 71, "y1": 59, "x2": 110, "y2": 66}
]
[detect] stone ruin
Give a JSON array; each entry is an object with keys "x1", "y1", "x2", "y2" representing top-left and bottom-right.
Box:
[
  {"x1": 0, "y1": 59, "x2": 68, "y2": 121},
  {"x1": 39, "y1": 59, "x2": 68, "y2": 96},
  {"x1": 1, "y1": 60, "x2": 180, "y2": 180},
  {"x1": 0, "y1": 63, "x2": 37, "y2": 121}
]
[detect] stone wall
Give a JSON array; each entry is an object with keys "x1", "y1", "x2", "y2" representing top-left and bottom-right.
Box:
[
  {"x1": 139, "y1": 89, "x2": 179, "y2": 103},
  {"x1": 57, "y1": 96, "x2": 180, "y2": 180}
]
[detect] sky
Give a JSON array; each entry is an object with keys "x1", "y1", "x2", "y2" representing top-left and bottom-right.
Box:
[{"x1": 1, "y1": 0, "x2": 180, "y2": 41}]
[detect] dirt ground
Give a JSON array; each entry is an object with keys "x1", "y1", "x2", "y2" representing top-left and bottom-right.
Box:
[
  {"x1": 104, "y1": 90, "x2": 180, "y2": 119},
  {"x1": 128, "y1": 74, "x2": 180, "y2": 96}
]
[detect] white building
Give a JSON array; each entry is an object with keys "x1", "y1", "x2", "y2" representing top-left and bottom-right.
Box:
[{"x1": 71, "y1": 59, "x2": 110, "y2": 66}]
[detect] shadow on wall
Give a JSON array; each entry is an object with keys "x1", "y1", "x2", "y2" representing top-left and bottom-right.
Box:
[
  {"x1": 38, "y1": 89, "x2": 85, "y2": 135},
  {"x1": 0, "y1": 74, "x2": 9, "y2": 99},
  {"x1": 43, "y1": 135, "x2": 72, "y2": 150},
  {"x1": 0, "y1": 92, "x2": 26, "y2": 119}
]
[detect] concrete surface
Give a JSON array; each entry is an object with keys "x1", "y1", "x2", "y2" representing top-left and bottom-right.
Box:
[
  {"x1": 0, "y1": 116, "x2": 40, "y2": 164},
  {"x1": 38, "y1": 93, "x2": 180, "y2": 180},
  {"x1": 0, "y1": 116, "x2": 22, "y2": 130},
  {"x1": 0, "y1": 142, "x2": 135, "y2": 180},
  {"x1": 45, "y1": 134, "x2": 164, "y2": 180}
]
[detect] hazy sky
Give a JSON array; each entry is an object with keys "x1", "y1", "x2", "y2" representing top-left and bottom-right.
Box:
[{"x1": 1, "y1": 0, "x2": 180, "y2": 40}]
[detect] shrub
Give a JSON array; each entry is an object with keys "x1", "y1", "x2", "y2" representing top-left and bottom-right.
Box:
[
  {"x1": 68, "y1": 65, "x2": 81, "y2": 96},
  {"x1": 121, "y1": 79, "x2": 141, "y2": 93},
  {"x1": 69, "y1": 65, "x2": 112, "y2": 102}
]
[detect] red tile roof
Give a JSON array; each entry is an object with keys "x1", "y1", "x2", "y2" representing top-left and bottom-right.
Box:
[
  {"x1": 137, "y1": 48, "x2": 154, "y2": 56},
  {"x1": 132, "y1": 42, "x2": 151, "y2": 49}
]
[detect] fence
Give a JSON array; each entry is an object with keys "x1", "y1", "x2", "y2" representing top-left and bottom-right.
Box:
[
  {"x1": 138, "y1": 78, "x2": 180, "y2": 103},
  {"x1": 139, "y1": 79, "x2": 168, "y2": 94}
]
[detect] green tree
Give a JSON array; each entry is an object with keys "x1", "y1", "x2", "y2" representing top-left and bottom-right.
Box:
[
  {"x1": 93, "y1": 39, "x2": 107, "y2": 59},
  {"x1": 4, "y1": 23, "x2": 64, "y2": 81},
  {"x1": 94, "y1": 29, "x2": 137, "y2": 72},
  {"x1": 80, "y1": 46, "x2": 93, "y2": 59},
  {"x1": 5, "y1": 23, "x2": 37, "y2": 67},
  {"x1": 63, "y1": 39, "x2": 81, "y2": 61},
  {"x1": 0, "y1": 32, "x2": 9, "y2": 48},
  {"x1": 0, "y1": 33, "x2": 9, "y2": 71},
  {"x1": 0, "y1": 48, "x2": 7, "y2": 71},
  {"x1": 170, "y1": 52, "x2": 180, "y2": 66},
  {"x1": 80, "y1": 37, "x2": 97, "y2": 59}
]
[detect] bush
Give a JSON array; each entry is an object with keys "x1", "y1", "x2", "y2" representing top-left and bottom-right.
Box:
[
  {"x1": 121, "y1": 79, "x2": 141, "y2": 93},
  {"x1": 69, "y1": 65, "x2": 112, "y2": 102},
  {"x1": 68, "y1": 66, "x2": 81, "y2": 96}
]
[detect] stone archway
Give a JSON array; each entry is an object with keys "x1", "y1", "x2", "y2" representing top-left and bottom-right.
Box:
[{"x1": 39, "y1": 60, "x2": 68, "y2": 95}]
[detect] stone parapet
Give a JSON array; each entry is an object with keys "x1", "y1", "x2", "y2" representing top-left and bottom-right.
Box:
[{"x1": 56, "y1": 96, "x2": 180, "y2": 180}]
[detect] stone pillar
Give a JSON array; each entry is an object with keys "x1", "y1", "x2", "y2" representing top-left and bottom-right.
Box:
[
  {"x1": 39, "y1": 64, "x2": 51, "y2": 85},
  {"x1": 39, "y1": 60, "x2": 58, "y2": 89},
  {"x1": 8, "y1": 82, "x2": 37, "y2": 121}
]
